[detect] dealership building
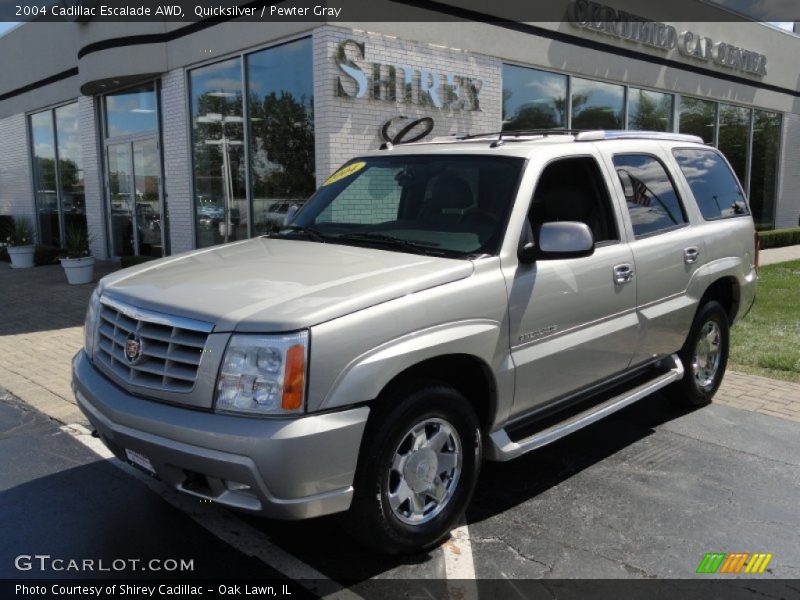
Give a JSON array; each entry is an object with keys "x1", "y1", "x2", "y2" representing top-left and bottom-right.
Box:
[{"x1": 1, "y1": 3, "x2": 799, "y2": 260}]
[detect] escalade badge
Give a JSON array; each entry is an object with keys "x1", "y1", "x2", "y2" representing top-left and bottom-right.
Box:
[{"x1": 125, "y1": 332, "x2": 144, "y2": 365}]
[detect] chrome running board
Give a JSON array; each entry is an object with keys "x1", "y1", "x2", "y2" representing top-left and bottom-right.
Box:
[{"x1": 488, "y1": 354, "x2": 684, "y2": 462}]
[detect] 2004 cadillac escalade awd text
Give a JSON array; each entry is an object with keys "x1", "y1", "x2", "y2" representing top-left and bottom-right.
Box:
[{"x1": 73, "y1": 131, "x2": 757, "y2": 554}]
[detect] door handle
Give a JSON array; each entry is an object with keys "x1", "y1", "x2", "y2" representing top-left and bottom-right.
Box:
[
  {"x1": 684, "y1": 246, "x2": 700, "y2": 264},
  {"x1": 613, "y1": 263, "x2": 634, "y2": 285}
]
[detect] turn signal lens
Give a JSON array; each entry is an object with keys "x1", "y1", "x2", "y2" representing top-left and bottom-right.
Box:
[{"x1": 282, "y1": 344, "x2": 305, "y2": 411}]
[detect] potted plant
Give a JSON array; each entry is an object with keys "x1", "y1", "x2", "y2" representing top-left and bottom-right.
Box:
[
  {"x1": 60, "y1": 226, "x2": 95, "y2": 285},
  {"x1": 5, "y1": 217, "x2": 35, "y2": 269}
]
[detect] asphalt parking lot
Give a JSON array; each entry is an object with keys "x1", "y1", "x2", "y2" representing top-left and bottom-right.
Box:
[{"x1": 2, "y1": 386, "x2": 799, "y2": 596}]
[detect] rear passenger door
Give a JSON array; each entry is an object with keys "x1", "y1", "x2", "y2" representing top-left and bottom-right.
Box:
[{"x1": 607, "y1": 151, "x2": 705, "y2": 364}]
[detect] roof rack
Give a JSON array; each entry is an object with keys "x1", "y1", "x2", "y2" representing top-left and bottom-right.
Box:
[
  {"x1": 574, "y1": 130, "x2": 705, "y2": 144},
  {"x1": 389, "y1": 130, "x2": 707, "y2": 149}
]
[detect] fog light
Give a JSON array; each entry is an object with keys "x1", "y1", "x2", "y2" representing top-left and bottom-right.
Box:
[{"x1": 224, "y1": 480, "x2": 253, "y2": 493}]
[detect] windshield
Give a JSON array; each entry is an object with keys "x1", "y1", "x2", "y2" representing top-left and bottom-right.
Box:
[{"x1": 281, "y1": 155, "x2": 525, "y2": 257}]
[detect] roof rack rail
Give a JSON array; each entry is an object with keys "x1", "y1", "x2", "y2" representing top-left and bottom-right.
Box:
[{"x1": 575, "y1": 130, "x2": 705, "y2": 144}]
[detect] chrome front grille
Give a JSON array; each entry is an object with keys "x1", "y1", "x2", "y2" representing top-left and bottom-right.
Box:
[{"x1": 94, "y1": 298, "x2": 212, "y2": 393}]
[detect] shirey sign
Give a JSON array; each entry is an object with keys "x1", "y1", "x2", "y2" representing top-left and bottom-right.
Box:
[
  {"x1": 568, "y1": 0, "x2": 768, "y2": 77},
  {"x1": 335, "y1": 39, "x2": 483, "y2": 111}
]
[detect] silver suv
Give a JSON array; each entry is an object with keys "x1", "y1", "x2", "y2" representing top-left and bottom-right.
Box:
[{"x1": 73, "y1": 131, "x2": 757, "y2": 554}]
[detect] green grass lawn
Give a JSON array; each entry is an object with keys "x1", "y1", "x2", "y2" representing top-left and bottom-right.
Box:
[{"x1": 729, "y1": 259, "x2": 800, "y2": 383}]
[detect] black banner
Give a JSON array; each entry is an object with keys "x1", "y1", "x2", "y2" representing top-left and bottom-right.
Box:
[
  {"x1": 4, "y1": 579, "x2": 800, "y2": 600},
  {"x1": 0, "y1": 0, "x2": 799, "y2": 23}
]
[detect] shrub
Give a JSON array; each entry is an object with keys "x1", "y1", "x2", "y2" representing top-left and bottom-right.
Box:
[
  {"x1": 759, "y1": 227, "x2": 800, "y2": 250},
  {"x1": 5, "y1": 216, "x2": 33, "y2": 247},
  {"x1": 35, "y1": 245, "x2": 63, "y2": 266},
  {"x1": 0, "y1": 215, "x2": 13, "y2": 239},
  {"x1": 120, "y1": 255, "x2": 158, "y2": 268}
]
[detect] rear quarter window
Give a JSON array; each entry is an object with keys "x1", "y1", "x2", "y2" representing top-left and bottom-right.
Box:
[{"x1": 672, "y1": 148, "x2": 749, "y2": 220}]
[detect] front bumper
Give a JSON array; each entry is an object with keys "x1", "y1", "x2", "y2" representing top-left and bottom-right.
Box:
[{"x1": 72, "y1": 350, "x2": 369, "y2": 519}]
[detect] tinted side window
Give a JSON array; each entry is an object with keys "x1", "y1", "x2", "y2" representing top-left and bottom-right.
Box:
[
  {"x1": 672, "y1": 148, "x2": 749, "y2": 220},
  {"x1": 613, "y1": 154, "x2": 687, "y2": 238},
  {"x1": 530, "y1": 156, "x2": 619, "y2": 244}
]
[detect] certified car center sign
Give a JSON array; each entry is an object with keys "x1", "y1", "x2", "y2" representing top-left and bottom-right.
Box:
[{"x1": 568, "y1": 0, "x2": 768, "y2": 76}]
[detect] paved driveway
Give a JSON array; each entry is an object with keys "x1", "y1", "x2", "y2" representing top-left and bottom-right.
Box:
[{"x1": 1, "y1": 258, "x2": 800, "y2": 592}]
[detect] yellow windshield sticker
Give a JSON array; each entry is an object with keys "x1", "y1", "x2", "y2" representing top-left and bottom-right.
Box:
[{"x1": 322, "y1": 161, "x2": 366, "y2": 186}]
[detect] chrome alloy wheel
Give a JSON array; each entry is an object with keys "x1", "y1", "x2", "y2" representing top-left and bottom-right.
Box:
[
  {"x1": 387, "y1": 417, "x2": 462, "y2": 525},
  {"x1": 692, "y1": 320, "x2": 722, "y2": 391}
]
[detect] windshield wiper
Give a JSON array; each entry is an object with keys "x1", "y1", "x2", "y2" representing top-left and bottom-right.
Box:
[
  {"x1": 274, "y1": 225, "x2": 327, "y2": 243},
  {"x1": 334, "y1": 232, "x2": 440, "y2": 255}
]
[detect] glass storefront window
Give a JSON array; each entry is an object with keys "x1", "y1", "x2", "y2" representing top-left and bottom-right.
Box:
[
  {"x1": 679, "y1": 97, "x2": 716, "y2": 144},
  {"x1": 30, "y1": 102, "x2": 85, "y2": 248},
  {"x1": 717, "y1": 103, "x2": 750, "y2": 186},
  {"x1": 105, "y1": 83, "x2": 158, "y2": 138},
  {"x1": 502, "y1": 65, "x2": 567, "y2": 130},
  {"x1": 30, "y1": 111, "x2": 59, "y2": 247},
  {"x1": 571, "y1": 77, "x2": 624, "y2": 129},
  {"x1": 627, "y1": 88, "x2": 673, "y2": 131},
  {"x1": 190, "y1": 57, "x2": 248, "y2": 247},
  {"x1": 749, "y1": 110, "x2": 781, "y2": 230},
  {"x1": 247, "y1": 38, "x2": 315, "y2": 235},
  {"x1": 55, "y1": 103, "x2": 86, "y2": 240}
]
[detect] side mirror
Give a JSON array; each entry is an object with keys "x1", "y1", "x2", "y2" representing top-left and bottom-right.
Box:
[
  {"x1": 284, "y1": 204, "x2": 299, "y2": 226},
  {"x1": 536, "y1": 221, "x2": 595, "y2": 260}
]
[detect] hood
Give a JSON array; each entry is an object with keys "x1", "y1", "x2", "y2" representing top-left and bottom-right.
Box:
[{"x1": 100, "y1": 237, "x2": 474, "y2": 331}]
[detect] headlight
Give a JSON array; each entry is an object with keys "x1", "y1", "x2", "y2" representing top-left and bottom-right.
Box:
[
  {"x1": 84, "y1": 289, "x2": 101, "y2": 359},
  {"x1": 215, "y1": 331, "x2": 308, "y2": 416}
]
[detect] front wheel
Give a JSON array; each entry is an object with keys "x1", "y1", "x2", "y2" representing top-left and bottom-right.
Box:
[
  {"x1": 344, "y1": 382, "x2": 481, "y2": 555},
  {"x1": 666, "y1": 300, "x2": 730, "y2": 407}
]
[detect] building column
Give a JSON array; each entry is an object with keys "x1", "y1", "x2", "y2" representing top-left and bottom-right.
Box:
[
  {"x1": 0, "y1": 113, "x2": 35, "y2": 231},
  {"x1": 161, "y1": 68, "x2": 195, "y2": 255},
  {"x1": 776, "y1": 112, "x2": 800, "y2": 229},
  {"x1": 79, "y1": 95, "x2": 109, "y2": 259}
]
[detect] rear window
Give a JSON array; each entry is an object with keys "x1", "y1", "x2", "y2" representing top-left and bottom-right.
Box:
[{"x1": 672, "y1": 148, "x2": 749, "y2": 220}]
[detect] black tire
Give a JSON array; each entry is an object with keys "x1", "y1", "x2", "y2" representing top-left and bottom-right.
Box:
[
  {"x1": 344, "y1": 381, "x2": 482, "y2": 555},
  {"x1": 666, "y1": 300, "x2": 730, "y2": 407}
]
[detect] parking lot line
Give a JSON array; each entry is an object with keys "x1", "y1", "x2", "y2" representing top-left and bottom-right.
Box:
[
  {"x1": 442, "y1": 517, "x2": 477, "y2": 579},
  {"x1": 60, "y1": 423, "x2": 363, "y2": 600}
]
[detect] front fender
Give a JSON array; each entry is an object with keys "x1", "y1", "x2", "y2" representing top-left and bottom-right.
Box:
[{"x1": 317, "y1": 319, "x2": 504, "y2": 410}]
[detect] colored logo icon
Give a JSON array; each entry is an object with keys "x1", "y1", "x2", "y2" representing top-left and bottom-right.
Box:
[{"x1": 696, "y1": 552, "x2": 773, "y2": 574}]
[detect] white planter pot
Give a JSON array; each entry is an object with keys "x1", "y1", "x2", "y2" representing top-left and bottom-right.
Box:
[
  {"x1": 7, "y1": 245, "x2": 35, "y2": 269},
  {"x1": 60, "y1": 256, "x2": 95, "y2": 285}
]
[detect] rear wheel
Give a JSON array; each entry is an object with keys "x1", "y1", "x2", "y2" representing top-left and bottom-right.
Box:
[
  {"x1": 344, "y1": 382, "x2": 481, "y2": 555},
  {"x1": 666, "y1": 300, "x2": 730, "y2": 407}
]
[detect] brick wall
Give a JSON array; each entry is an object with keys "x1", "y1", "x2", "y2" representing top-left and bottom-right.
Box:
[
  {"x1": 312, "y1": 26, "x2": 502, "y2": 187},
  {"x1": 79, "y1": 95, "x2": 109, "y2": 259},
  {"x1": 776, "y1": 112, "x2": 800, "y2": 229},
  {"x1": 0, "y1": 113, "x2": 35, "y2": 229},
  {"x1": 161, "y1": 68, "x2": 195, "y2": 254}
]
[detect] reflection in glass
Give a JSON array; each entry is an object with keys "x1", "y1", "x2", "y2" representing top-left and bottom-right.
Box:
[
  {"x1": 190, "y1": 57, "x2": 248, "y2": 247},
  {"x1": 133, "y1": 139, "x2": 163, "y2": 256},
  {"x1": 30, "y1": 111, "x2": 59, "y2": 246},
  {"x1": 613, "y1": 154, "x2": 687, "y2": 237},
  {"x1": 105, "y1": 83, "x2": 158, "y2": 138},
  {"x1": 627, "y1": 88, "x2": 673, "y2": 131},
  {"x1": 679, "y1": 97, "x2": 716, "y2": 143},
  {"x1": 502, "y1": 65, "x2": 567, "y2": 130},
  {"x1": 673, "y1": 148, "x2": 747, "y2": 220},
  {"x1": 571, "y1": 78, "x2": 624, "y2": 129},
  {"x1": 247, "y1": 38, "x2": 315, "y2": 235},
  {"x1": 750, "y1": 110, "x2": 781, "y2": 230},
  {"x1": 717, "y1": 104, "x2": 750, "y2": 185},
  {"x1": 107, "y1": 143, "x2": 134, "y2": 256},
  {"x1": 55, "y1": 103, "x2": 86, "y2": 240}
]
